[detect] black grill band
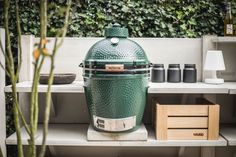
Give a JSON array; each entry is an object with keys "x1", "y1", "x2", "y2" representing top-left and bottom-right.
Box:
[
  {"x1": 84, "y1": 69, "x2": 150, "y2": 75},
  {"x1": 84, "y1": 64, "x2": 150, "y2": 69}
]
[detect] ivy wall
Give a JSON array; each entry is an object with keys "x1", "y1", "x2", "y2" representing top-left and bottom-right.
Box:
[{"x1": 1, "y1": 0, "x2": 236, "y2": 40}]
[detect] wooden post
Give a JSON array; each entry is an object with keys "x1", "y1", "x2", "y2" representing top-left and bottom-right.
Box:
[
  {"x1": 208, "y1": 105, "x2": 220, "y2": 140},
  {"x1": 19, "y1": 35, "x2": 35, "y2": 124},
  {"x1": 19, "y1": 35, "x2": 35, "y2": 82},
  {"x1": 156, "y1": 103, "x2": 168, "y2": 140},
  {"x1": 0, "y1": 28, "x2": 6, "y2": 157}
]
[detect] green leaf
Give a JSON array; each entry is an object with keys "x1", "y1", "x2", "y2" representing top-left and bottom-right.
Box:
[{"x1": 121, "y1": 6, "x2": 129, "y2": 13}]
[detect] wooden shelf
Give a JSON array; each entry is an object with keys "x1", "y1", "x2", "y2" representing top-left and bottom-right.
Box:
[
  {"x1": 6, "y1": 124, "x2": 227, "y2": 147},
  {"x1": 5, "y1": 81, "x2": 236, "y2": 94},
  {"x1": 220, "y1": 126, "x2": 236, "y2": 146},
  {"x1": 212, "y1": 37, "x2": 236, "y2": 43}
]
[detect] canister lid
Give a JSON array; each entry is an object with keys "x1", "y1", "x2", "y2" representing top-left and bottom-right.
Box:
[
  {"x1": 153, "y1": 64, "x2": 164, "y2": 68},
  {"x1": 105, "y1": 23, "x2": 129, "y2": 38},
  {"x1": 184, "y1": 64, "x2": 196, "y2": 68},
  {"x1": 169, "y1": 64, "x2": 180, "y2": 68}
]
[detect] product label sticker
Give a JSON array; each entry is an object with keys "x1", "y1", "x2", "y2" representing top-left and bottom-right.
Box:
[
  {"x1": 93, "y1": 115, "x2": 136, "y2": 131},
  {"x1": 227, "y1": 24, "x2": 233, "y2": 34}
]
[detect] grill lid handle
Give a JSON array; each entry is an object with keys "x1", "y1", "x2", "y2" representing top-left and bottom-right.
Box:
[
  {"x1": 79, "y1": 63, "x2": 84, "y2": 68},
  {"x1": 105, "y1": 64, "x2": 124, "y2": 72}
]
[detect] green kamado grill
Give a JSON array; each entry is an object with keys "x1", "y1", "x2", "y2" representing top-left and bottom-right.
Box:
[{"x1": 81, "y1": 24, "x2": 150, "y2": 132}]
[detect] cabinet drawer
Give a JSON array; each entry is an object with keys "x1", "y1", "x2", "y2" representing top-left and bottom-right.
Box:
[
  {"x1": 167, "y1": 129, "x2": 208, "y2": 140},
  {"x1": 167, "y1": 117, "x2": 208, "y2": 128}
]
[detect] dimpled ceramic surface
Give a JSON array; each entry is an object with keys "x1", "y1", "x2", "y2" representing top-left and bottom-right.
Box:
[
  {"x1": 83, "y1": 24, "x2": 149, "y2": 132},
  {"x1": 85, "y1": 38, "x2": 148, "y2": 61}
]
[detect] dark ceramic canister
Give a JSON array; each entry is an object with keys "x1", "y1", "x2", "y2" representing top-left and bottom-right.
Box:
[
  {"x1": 167, "y1": 64, "x2": 181, "y2": 83},
  {"x1": 183, "y1": 64, "x2": 197, "y2": 83},
  {"x1": 151, "y1": 64, "x2": 165, "y2": 83}
]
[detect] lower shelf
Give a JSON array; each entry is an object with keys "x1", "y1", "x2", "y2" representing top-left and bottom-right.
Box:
[
  {"x1": 220, "y1": 126, "x2": 236, "y2": 146},
  {"x1": 6, "y1": 124, "x2": 227, "y2": 147}
]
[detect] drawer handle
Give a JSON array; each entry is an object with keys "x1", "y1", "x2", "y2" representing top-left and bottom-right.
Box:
[{"x1": 193, "y1": 133, "x2": 204, "y2": 136}]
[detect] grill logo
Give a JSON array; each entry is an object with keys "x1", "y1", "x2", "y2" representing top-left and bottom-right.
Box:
[
  {"x1": 105, "y1": 64, "x2": 124, "y2": 72},
  {"x1": 96, "y1": 119, "x2": 105, "y2": 129}
]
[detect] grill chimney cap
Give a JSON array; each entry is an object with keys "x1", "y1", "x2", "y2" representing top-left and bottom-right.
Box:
[{"x1": 105, "y1": 23, "x2": 129, "y2": 38}]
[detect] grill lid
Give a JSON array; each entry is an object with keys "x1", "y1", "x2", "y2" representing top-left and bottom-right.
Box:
[{"x1": 81, "y1": 24, "x2": 150, "y2": 75}]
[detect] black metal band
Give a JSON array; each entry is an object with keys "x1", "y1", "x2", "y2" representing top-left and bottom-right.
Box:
[
  {"x1": 84, "y1": 70, "x2": 150, "y2": 75},
  {"x1": 84, "y1": 64, "x2": 150, "y2": 69}
]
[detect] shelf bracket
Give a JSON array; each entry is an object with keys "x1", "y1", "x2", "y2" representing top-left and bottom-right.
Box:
[
  {"x1": 178, "y1": 146, "x2": 185, "y2": 157},
  {"x1": 233, "y1": 95, "x2": 236, "y2": 117},
  {"x1": 201, "y1": 146, "x2": 215, "y2": 157},
  {"x1": 181, "y1": 94, "x2": 188, "y2": 104},
  {"x1": 48, "y1": 146, "x2": 57, "y2": 157},
  {"x1": 50, "y1": 94, "x2": 57, "y2": 117},
  {"x1": 39, "y1": 93, "x2": 57, "y2": 117}
]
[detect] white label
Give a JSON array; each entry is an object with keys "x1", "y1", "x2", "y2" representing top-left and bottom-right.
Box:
[
  {"x1": 226, "y1": 24, "x2": 233, "y2": 34},
  {"x1": 93, "y1": 115, "x2": 136, "y2": 132}
]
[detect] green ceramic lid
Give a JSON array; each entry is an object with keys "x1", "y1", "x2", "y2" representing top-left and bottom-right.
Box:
[
  {"x1": 83, "y1": 23, "x2": 150, "y2": 74},
  {"x1": 105, "y1": 23, "x2": 129, "y2": 38}
]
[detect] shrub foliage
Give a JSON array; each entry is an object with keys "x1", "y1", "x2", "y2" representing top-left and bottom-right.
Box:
[{"x1": 1, "y1": 0, "x2": 236, "y2": 39}]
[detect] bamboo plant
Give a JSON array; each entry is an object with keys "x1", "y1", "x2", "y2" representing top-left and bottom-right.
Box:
[
  {"x1": 0, "y1": 148, "x2": 3, "y2": 157},
  {"x1": 0, "y1": 0, "x2": 71, "y2": 157}
]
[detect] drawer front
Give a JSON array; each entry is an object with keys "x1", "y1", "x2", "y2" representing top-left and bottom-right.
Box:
[
  {"x1": 167, "y1": 117, "x2": 208, "y2": 128},
  {"x1": 166, "y1": 105, "x2": 209, "y2": 116},
  {"x1": 167, "y1": 129, "x2": 208, "y2": 140}
]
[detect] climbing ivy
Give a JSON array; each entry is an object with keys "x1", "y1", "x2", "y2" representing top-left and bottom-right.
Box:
[{"x1": 1, "y1": 0, "x2": 235, "y2": 39}]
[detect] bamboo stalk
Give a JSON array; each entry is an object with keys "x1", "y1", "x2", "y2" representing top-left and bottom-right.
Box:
[
  {"x1": 11, "y1": 83, "x2": 24, "y2": 157},
  {"x1": 28, "y1": 56, "x2": 45, "y2": 157},
  {"x1": 4, "y1": 0, "x2": 24, "y2": 157},
  {"x1": 1, "y1": 41, "x2": 11, "y2": 76},
  {"x1": 28, "y1": 0, "x2": 48, "y2": 156},
  {"x1": 33, "y1": 57, "x2": 45, "y2": 130},
  {"x1": 4, "y1": 1, "x2": 15, "y2": 72},
  {"x1": 28, "y1": 62, "x2": 38, "y2": 157},
  {"x1": 40, "y1": 0, "x2": 47, "y2": 39},
  {"x1": 15, "y1": 0, "x2": 23, "y2": 82},
  {"x1": 0, "y1": 63, "x2": 5, "y2": 71},
  {"x1": 38, "y1": 1, "x2": 71, "y2": 157},
  {"x1": 14, "y1": 0, "x2": 32, "y2": 136},
  {"x1": 0, "y1": 147, "x2": 3, "y2": 157}
]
